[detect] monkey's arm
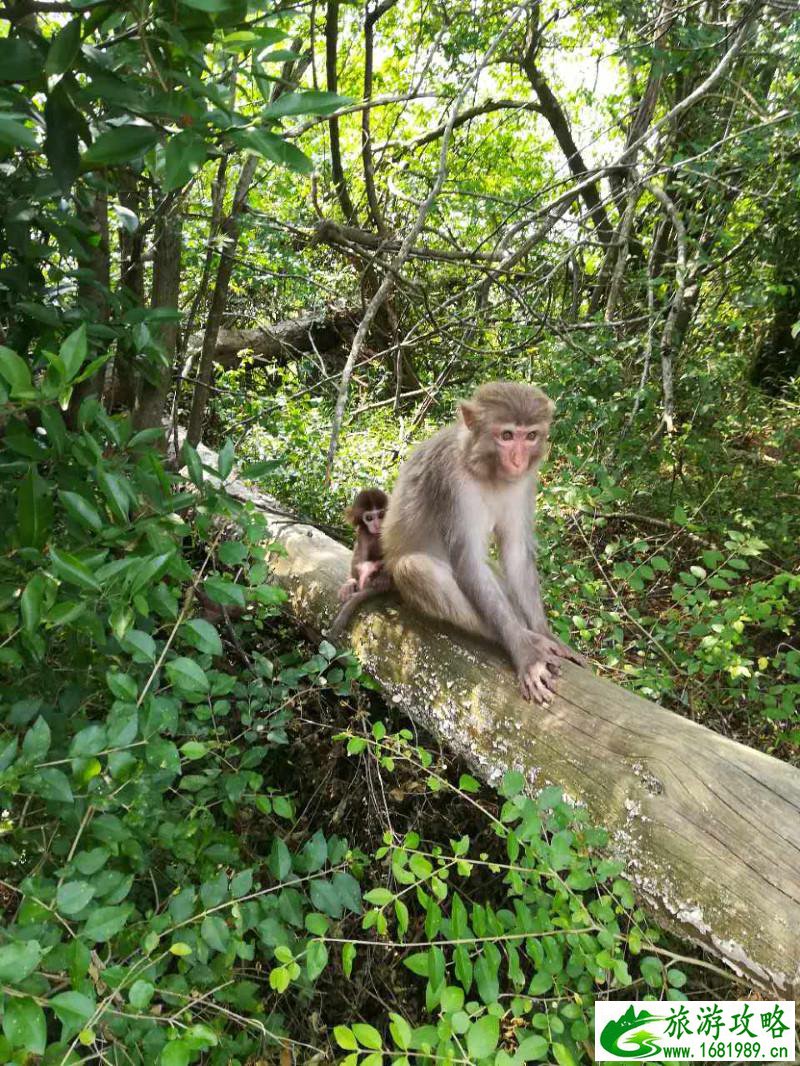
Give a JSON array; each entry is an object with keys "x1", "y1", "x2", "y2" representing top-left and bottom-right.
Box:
[
  {"x1": 449, "y1": 530, "x2": 529, "y2": 656},
  {"x1": 497, "y1": 520, "x2": 585, "y2": 668},
  {"x1": 495, "y1": 522, "x2": 548, "y2": 632}
]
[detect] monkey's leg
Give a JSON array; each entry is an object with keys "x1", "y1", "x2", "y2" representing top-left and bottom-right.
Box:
[
  {"x1": 391, "y1": 553, "x2": 493, "y2": 640},
  {"x1": 338, "y1": 578, "x2": 358, "y2": 603}
]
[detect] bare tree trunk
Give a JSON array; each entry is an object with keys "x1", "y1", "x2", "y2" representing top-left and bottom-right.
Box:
[
  {"x1": 67, "y1": 188, "x2": 110, "y2": 425},
  {"x1": 113, "y1": 172, "x2": 145, "y2": 412},
  {"x1": 361, "y1": 0, "x2": 396, "y2": 235},
  {"x1": 326, "y1": 0, "x2": 358, "y2": 223},
  {"x1": 519, "y1": 19, "x2": 612, "y2": 247},
  {"x1": 134, "y1": 198, "x2": 182, "y2": 431},
  {"x1": 186, "y1": 155, "x2": 258, "y2": 446}
]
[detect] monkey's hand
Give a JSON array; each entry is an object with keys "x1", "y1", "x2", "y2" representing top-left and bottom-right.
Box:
[
  {"x1": 338, "y1": 579, "x2": 358, "y2": 603},
  {"x1": 513, "y1": 632, "x2": 565, "y2": 704}
]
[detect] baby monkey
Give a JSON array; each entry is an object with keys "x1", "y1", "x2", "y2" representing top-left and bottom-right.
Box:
[{"x1": 327, "y1": 488, "x2": 392, "y2": 639}]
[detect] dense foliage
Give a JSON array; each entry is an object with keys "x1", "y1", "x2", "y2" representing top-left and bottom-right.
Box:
[{"x1": 1, "y1": 0, "x2": 797, "y2": 1058}]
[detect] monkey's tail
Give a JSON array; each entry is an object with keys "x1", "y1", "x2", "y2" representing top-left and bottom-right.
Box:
[{"x1": 326, "y1": 581, "x2": 392, "y2": 641}]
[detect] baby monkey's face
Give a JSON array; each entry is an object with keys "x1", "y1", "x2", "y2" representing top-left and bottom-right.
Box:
[{"x1": 361, "y1": 507, "x2": 385, "y2": 536}]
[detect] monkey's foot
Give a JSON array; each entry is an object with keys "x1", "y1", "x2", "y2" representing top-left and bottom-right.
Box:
[
  {"x1": 337, "y1": 579, "x2": 358, "y2": 603},
  {"x1": 515, "y1": 633, "x2": 563, "y2": 704}
]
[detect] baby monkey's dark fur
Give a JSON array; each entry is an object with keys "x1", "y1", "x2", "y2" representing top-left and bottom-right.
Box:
[{"x1": 327, "y1": 488, "x2": 392, "y2": 639}]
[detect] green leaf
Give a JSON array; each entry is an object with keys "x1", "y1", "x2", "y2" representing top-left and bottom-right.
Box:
[
  {"x1": 44, "y1": 82, "x2": 82, "y2": 193},
  {"x1": 500, "y1": 770, "x2": 525, "y2": 797},
  {"x1": 0, "y1": 940, "x2": 43, "y2": 984},
  {"x1": 163, "y1": 130, "x2": 207, "y2": 191},
  {"x1": 517, "y1": 1034, "x2": 549, "y2": 1060},
  {"x1": 553, "y1": 1043, "x2": 578, "y2": 1066},
  {"x1": 166, "y1": 657, "x2": 210, "y2": 693},
  {"x1": 263, "y1": 90, "x2": 352, "y2": 118},
  {"x1": 440, "y1": 985, "x2": 464, "y2": 1013},
  {"x1": 18, "y1": 468, "x2": 52, "y2": 549},
  {"x1": 0, "y1": 343, "x2": 32, "y2": 394},
  {"x1": 22, "y1": 715, "x2": 51, "y2": 761},
  {"x1": 49, "y1": 990, "x2": 95, "y2": 1037},
  {"x1": 96, "y1": 466, "x2": 131, "y2": 524},
  {"x1": 201, "y1": 915, "x2": 230, "y2": 952},
  {"x1": 467, "y1": 1015, "x2": 499, "y2": 1057},
  {"x1": 364, "y1": 887, "x2": 393, "y2": 906},
  {"x1": 60, "y1": 323, "x2": 88, "y2": 381},
  {"x1": 128, "y1": 552, "x2": 174, "y2": 594},
  {"x1": 121, "y1": 629, "x2": 156, "y2": 661},
  {"x1": 389, "y1": 1013, "x2": 412, "y2": 1050},
  {"x1": 0, "y1": 115, "x2": 38, "y2": 150},
  {"x1": 217, "y1": 438, "x2": 235, "y2": 479},
  {"x1": 403, "y1": 952, "x2": 429, "y2": 977},
  {"x1": 203, "y1": 575, "x2": 245, "y2": 607},
  {"x1": 82, "y1": 904, "x2": 132, "y2": 942},
  {"x1": 106, "y1": 671, "x2": 138, "y2": 701},
  {"x1": 232, "y1": 129, "x2": 312, "y2": 174},
  {"x1": 306, "y1": 939, "x2": 328, "y2": 981},
  {"x1": 240, "y1": 458, "x2": 281, "y2": 478},
  {"x1": 342, "y1": 941, "x2": 356, "y2": 978},
  {"x1": 83, "y1": 124, "x2": 160, "y2": 167},
  {"x1": 50, "y1": 547, "x2": 101, "y2": 591},
  {"x1": 70, "y1": 723, "x2": 107, "y2": 756},
  {"x1": 161, "y1": 1040, "x2": 191, "y2": 1066},
  {"x1": 182, "y1": 441, "x2": 204, "y2": 486},
  {"x1": 182, "y1": 618, "x2": 223, "y2": 656},
  {"x1": 37, "y1": 767, "x2": 74, "y2": 802},
  {"x1": 60, "y1": 490, "x2": 103, "y2": 532},
  {"x1": 458, "y1": 773, "x2": 480, "y2": 793},
  {"x1": 230, "y1": 868, "x2": 253, "y2": 897},
  {"x1": 0, "y1": 346, "x2": 32, "y2": 394},
  {"x1": 2, "y1": 996, "x2": 46, "y2": 1055},
  {"x1": 334, "y1": 1026, "x2": 358, "y2": 1050},
  {"x1": 352, "y1": 1023, "x2": 382, "y2": 1050},
  {"x1": 0, "y1": 38, "x2": 41, "y2": 81},
  {"x1": 129, "y1": 980, "x2": 155, "y2": 1009},
  {"x1": 45, "y1": 17, "x2": 82, "y2": 76},
  {"x1": 178, "y1": 0, "x2": 231, "y2": 11},
  {"x1": 309, "y1": 878, "x2": 343, "y2": 919},
  {"x1": 57, "y1": 881, "x2": 95, "y2": 915},
  {"x1": 20, "y1": 573, "x2": 45, "y2": 633}
]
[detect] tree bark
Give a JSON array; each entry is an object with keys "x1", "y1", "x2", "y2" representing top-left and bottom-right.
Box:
[
  {"x1": 66, "y1": 188, "x2": 110, "y2": 426},
  {"x1": 134, "y1": 197, "x2": 182, "y2": 430},
  {"x1": 326, "y1": 0, "x2": 358, "y2": 223},
  {"x1": 194, "y1": 449, "x2": 800, "y2": 997},
  {"x1": 113, "y1": 171, "x2": 145, "y2": 412},
  {"x1": 186, "y1": 154, "x2": 258, "y2": 446},
  {"x1": 519, "y1": 37, "x2": 612, "y2": 246}
]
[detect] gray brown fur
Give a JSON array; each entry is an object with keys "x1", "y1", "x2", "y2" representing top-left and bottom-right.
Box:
[
  {"x1": 381, "y1": 380, "x2": 582, "y2": 702},
  {"x1": 327, "y1": 488, "x2": 392, "y2": 639}
]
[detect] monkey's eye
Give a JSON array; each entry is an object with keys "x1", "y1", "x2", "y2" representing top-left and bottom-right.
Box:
[
  {"x1": 527, "y1": 430, "x2": 538, "y2": 441},
  {"x1": 501, "y1": 430, "x2": 514, "y2": 441}
]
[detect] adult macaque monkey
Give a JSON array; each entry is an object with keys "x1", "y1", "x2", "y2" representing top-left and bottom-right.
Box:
[
  {"x1": 381, "y1": 381, "x2": 583, "y2": 703},
  {"x1": 327, "y1": 488, "x2": 392, "y2": 639}
]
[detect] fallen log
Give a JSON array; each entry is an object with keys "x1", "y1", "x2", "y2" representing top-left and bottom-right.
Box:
[
  {"x1": 187, "y1": 307, "x2": 356, "y2": 369},
  {"x1": 216, "y1": 463, "x2": 800, "y2": 997}
]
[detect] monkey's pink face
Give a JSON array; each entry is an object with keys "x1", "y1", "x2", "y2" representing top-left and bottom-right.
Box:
[
  {"x1": 491, "y1": 425, "x2": 545, "y2": 479},
  {"x1": 361, "y1": 508, "x2": 385, "y2": 536}
]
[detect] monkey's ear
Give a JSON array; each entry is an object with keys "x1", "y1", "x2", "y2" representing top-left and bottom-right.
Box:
[
  {"x1": 460, "y1": 402, "x2": 477, "y2": 429},
  {"x1": 344, "y1": 506, "x2": 357, "y2": 525}
]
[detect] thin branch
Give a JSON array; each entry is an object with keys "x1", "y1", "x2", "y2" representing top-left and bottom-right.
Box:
[
  {"x1": 648, "y1": 182, "x2": 688, "y2": 433},
  {"x1": 324, "y1": 4, "x2": 530, "y2": 476}
]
